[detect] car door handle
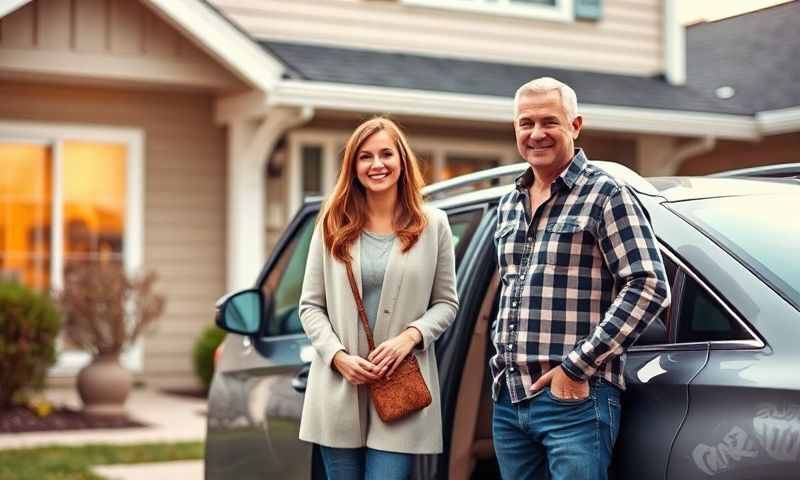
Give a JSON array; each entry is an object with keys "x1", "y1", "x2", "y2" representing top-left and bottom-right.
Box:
[{"x1": 291, "y1": 365, "x2": 310, "y2": 393}]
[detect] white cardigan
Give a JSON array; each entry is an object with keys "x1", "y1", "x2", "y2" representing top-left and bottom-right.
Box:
[{"x1": 298, "y1": 206, "x2": 459, "y2": 454}]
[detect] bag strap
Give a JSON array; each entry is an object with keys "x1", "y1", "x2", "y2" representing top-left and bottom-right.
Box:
[{"x1": 344, "y1": 262, "x2": 376, "y2": 352}]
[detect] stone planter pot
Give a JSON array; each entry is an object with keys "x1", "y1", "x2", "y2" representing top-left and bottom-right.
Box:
[{"x1": 77, "y1": 353, "x2": 132, "y2": 416}]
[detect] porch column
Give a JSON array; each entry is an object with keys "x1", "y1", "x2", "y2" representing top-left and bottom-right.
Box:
[{"x1": 225, "y1": 106, "x2": 313, "y2": 292}]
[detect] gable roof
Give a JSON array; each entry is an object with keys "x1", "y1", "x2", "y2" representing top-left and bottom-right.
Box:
[
  {"x1": 0, "y1": 0, "x2": 31, "y2": 18},
  {"x1": 0, "y1": 0, "x2": 285, "y2": 92},
  {"x1": 262, "y1": 40, "x2": 749, "y2": 116},
  {"x1": 686, "y1": 1, "x2": 800, "y2": 114},
  {"x1": 141, "y1": 0, "x2": 284, "y2": 92}
]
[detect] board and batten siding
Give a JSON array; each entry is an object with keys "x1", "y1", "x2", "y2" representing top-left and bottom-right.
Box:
[
  {"x1": 210, "y1": 0, "x2": 664, "y2": 76},
  {"x1": 0, "y1": 0, "x2": 241, "y2": 91},
  {"x1": 0, "y1": 80, "x2": 227, "y2": 388}
]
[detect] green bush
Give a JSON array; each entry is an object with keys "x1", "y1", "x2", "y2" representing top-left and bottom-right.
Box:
[
  {"x1": 192, "y1": 325, "x2": 226, "y2": 391},
  {"x1": 0, "y1": 281, "x2": 61, "y2": 408}
]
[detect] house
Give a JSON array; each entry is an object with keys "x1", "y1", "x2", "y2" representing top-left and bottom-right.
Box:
[
  {"x1": 679, "y1": 2, "x2": 799, "y2": 174},
  {"x1": 1, "y1": 0, "x2": 797, "y2": 388}
]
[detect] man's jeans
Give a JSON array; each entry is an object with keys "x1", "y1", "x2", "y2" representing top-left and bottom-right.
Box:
[
  {"x1": 493, "y1": 378, "x2": 622, "y2": 480},
  {"x1": 319, "y1": 446, "x2": 413, "y2": 480}
]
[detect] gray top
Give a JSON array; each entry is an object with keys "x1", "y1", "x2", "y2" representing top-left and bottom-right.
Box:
[{"x1": 360, "y1": 230, "x2": 396, "y2": 330}]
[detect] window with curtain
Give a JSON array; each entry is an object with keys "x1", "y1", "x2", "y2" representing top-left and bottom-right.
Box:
[
  {"x1": 0, "y1": 143, "x2": 52, "y2": 290},
  {"x1": 0, "y1": 140, "x2": 127, "y2": 291}
]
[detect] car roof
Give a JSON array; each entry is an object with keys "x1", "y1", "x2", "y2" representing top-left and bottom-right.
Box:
[
  {"x1": 427, "y1": 160, "x2": 660, "y2": 210},
  {"x1": 310, "y1": 164, "x2": 800, "y2": 210},
  {"x1": 432, "y1": 164, "x2": 800, "y2": 207},
  {"x1": 709, "y1": 162, "x2": 800, "y2": 179},
  {"x1": 647, "y1": 176, "x2": 800, "y2": 202}
]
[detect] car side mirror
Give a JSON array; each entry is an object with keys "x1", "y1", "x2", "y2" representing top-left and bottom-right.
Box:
[{"x1": 215, "y1": 289, "x2": 263, "y2": 335}]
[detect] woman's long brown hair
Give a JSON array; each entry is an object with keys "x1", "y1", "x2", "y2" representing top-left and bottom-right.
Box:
[{"x1": 320, "y1": 117, "x2": 427, "y2": 263}]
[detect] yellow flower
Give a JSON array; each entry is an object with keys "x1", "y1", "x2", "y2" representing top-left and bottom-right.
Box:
[{"x1": 28, "y1": 398, "x2": 53, "y2": 417}]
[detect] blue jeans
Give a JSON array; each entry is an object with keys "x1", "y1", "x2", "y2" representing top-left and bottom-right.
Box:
[
  {"x1": 319, "y1": 446, "x2": 413, "y2": 480},
  {"x1": 492, "y1": 378, "x2": 621, "y2": 480}
]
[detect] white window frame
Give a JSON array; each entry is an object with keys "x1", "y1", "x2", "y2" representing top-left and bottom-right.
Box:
[
  {"x1": 403, "y1": 0, "x2": 574, "y2": 23},
  {"x1": 0, "y1": 120, "x2": 145, "y2": 375},
  {"x1": 287, "y1": 129, "x2": 518, "y2": 217}
]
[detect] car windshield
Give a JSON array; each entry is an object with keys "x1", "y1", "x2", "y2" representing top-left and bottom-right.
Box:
[{"x1": 670, "y1": 193, "x2": 800, "y2": 310}]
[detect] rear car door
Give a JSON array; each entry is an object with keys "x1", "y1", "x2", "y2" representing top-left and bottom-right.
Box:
[
  {"x1": 664, "y1": 195, "x2": 799, "y2": 480},
  {"x1": 612, "y1": 194, "x2": 716, "y2": 480},
  {"x1": 612, "y1": 249, "x2": 713, "y2": 480},
  {"x1": 665, "y1": 270, "x2": 769, "y2": 480}
]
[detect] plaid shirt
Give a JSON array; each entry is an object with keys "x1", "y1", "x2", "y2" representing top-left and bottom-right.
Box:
[{"x1": 490, "y1": 150, "x2": 671, "y2": 403}]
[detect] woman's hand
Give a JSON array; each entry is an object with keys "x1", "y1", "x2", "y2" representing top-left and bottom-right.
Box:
[
  {"x1": 332, "y1": 351, "x2": 381, "y2": 385},
  {"x1": 368, "y1": 328, "x2": 423, "y2": 378}
]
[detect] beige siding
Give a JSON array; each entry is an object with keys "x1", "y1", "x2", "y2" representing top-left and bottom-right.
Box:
[
  {"x1": 210, "y1": 0, "x2": 664, "y2": 76},
  {"x1": 37, "y1": 0, "x2": 72, "y2": 50},
  {"x1": 0, "y1": 0, "x2": 36, "y2": 48},
  {"x1": 0, "y1": 0, "x2": 242, "y2": 91},
  {"x1": 0, "y1": 80, "x2": 227, "y2": 388}
]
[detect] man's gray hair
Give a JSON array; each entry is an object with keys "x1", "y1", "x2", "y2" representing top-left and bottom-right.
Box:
[{"x1": 514, "y1": 77, "x2": 579, "y2": 121}]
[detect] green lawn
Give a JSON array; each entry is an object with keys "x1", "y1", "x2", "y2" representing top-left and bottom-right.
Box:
[{"x1": 0, "y1": 442, "x2": 204, "y2": 480}]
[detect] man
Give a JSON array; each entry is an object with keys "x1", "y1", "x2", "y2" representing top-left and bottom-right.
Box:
[{"x1": 491, "y1": 77, "x2": 671, "y2": 480}]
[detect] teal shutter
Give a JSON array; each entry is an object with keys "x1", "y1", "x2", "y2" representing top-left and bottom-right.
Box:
[{"x1": 575, "y1": 0, "x2": 602, "y2": 20}]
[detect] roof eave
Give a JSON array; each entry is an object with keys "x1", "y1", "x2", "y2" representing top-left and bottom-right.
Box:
[
  {"x1": 142, "y1": 0, "x2": 284, "y2": 92},
  {"x1": 0, "y1": 0, "x2": 31, "y2": 18},
  {"x1": 270, "y1": 80, "x2": 761, "y2": 140},
  {"x1": 757, "y1": 107, "x2": 800, "y2": 135}
]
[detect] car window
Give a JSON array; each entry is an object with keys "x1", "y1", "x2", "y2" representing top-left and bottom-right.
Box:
[
  {"x1": 675, "y1": 275, "x2": 752, "y2": 343},
  {"x1": 670, "y1": 194, "x2": 800, "y2": 311},
  {"x1": 447, "y1": 208, "x2": 484, "y2": 266},
  {"x1": 261, "y1": 213, "x2": 317, "y2": 337},
  {"x1": 632, "y1": 253, "x2": 677, "y2": 346}
]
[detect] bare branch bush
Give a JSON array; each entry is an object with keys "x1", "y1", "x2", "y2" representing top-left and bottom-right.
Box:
[{"x1": 58, "y1": 262, "x2": 165, "y2": 358}]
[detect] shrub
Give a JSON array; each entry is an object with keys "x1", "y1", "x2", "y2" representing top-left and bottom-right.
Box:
[
  {"x1": 192, "y1": 325, "x2": 226, "y2": 391},
  {"x1": 0, "y1": 281, "x2": 61, "y2": 408},
  {"x1": 58, "y1": 262, "x2": 165, "y2": 358}
]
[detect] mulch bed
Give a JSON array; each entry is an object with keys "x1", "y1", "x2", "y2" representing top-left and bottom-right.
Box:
[{"x1": 0, "y1": 406, "x2": 147, "y2": 433}]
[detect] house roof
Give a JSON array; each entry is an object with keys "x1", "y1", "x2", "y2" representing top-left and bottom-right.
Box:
[
  {"x1": 686, "y1": 1, "x2": 800, "y2": 114},
  {"x1": 261, "y1": 40, "x2": 751, "y2": 116},
  {"x1": 258, "y1": 1, "x2": 800, "y2": 118}
]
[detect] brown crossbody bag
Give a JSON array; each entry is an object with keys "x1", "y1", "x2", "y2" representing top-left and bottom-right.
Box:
[{"x1": 344, "y1": 262, "x2": 432, "y2": 423}]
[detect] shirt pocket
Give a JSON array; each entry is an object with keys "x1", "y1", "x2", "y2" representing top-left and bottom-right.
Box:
[
  {"x1": 542, "y1": 216, "x2": 595, "y2": 267},
  {"x1": 494, "y1": 222, "x2": 519, "y2": 281}
]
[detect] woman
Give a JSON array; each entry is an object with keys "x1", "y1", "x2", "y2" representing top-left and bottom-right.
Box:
[{"x1": 298, "y1": 117, "x2": 459, "y2": 480}]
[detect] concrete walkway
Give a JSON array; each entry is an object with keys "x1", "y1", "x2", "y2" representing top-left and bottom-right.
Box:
[
  {"x1": 0, "y1": 387, "x2": 207, "y2": 479},
  {"x1": 0, "y1": 387, "x2": 207, "y2": 449},
  {"x1": 93, "y1": 460, "x2": 203, "y2": 480}
]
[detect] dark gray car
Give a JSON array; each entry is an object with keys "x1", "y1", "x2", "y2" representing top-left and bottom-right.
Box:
[{"x1": 206, "y1": 162, "x2": 800, "y2": 480}]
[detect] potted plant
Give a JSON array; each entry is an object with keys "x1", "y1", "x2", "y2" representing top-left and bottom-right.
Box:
[{"x1": 58, "y1": 261, "x2": 165, "y2": 415}]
